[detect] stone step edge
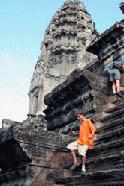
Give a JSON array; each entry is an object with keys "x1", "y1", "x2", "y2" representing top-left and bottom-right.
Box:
[
  {"x1": 87, "y1": 150, "x2": 124, "y2": 164},
  {"x1": 55, "y1": 168, "x2": 124, "y2": 184},
  {"x1": 96, "y1": 117, "x2": 124, "y2": 135},
  {"x1": 105, "y1": 101, "x2": 124, "y2": 113},
  {"x1": 100, "y1": 107, "x2": 124, "y2": 123},
  {"x1": 95, "y1": 125, "x2": 124, "y2": 142}
]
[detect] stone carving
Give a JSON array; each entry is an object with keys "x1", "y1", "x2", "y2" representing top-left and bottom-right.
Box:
[
  {"x1": 87, "y1": 19, "x2": 124, "y2": 87},
  {"x1": 28, "y1": 0, "x2": 97, "y2": 116},
  {"x1": 44, "y1": 69, "x2": 108, "y2": 131},
  {"x1": 87, "y1": 20, "x2": 124, "y2": 62}
]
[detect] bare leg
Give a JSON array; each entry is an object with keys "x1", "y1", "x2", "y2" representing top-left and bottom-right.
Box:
[
  {"x1": 115, "y1": 80, "x2": 122, "y2": 97},
  {"x1": 112, "y1": 81, "x2": 116, "y2": 94},
  {"x1": 71, "y1": 150, "x2": 78, "y2": 164},
  {"x1": 82, "y1": 156, "x2": 86, "y2": 166},
  {"x1": 116, "y1": 80, "x2": 120, "y2": 92},
  {"x1": 81, "y1": 156, "x2": 86, "y2": 173}
]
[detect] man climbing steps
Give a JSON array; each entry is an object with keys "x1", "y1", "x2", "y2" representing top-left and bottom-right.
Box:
[
  {"x1": 108, "y1": 59, "x2": 124, "y2": 97},
  {"x1": 67, "y1": 111, "x2": 96, "y2": 174}
]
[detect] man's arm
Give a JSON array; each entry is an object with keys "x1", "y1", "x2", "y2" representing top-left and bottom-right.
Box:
[
  {"x1": 88, "y1": 119, "x2": 96, "y2": 137},
  {"x1": 68, "y1": 128, "x2": 79, "y2": 137},
  {"x1": 71, "y1": 130, "x2": 79, "y2": 137}
]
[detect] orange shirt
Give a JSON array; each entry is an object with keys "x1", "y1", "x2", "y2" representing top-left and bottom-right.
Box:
[{"x1": 76, "y1": 119, "x2": 96, "y2": 149}]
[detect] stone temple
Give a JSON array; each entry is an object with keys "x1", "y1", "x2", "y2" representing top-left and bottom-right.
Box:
[
  {"x1": 28, "y1": 0, "x2": 97, "y2": 116},
  {"x1": 0, "y1": 0, "x2": 124, "y2": 186}
]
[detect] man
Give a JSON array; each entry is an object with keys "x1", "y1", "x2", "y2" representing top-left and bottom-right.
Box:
[
  {"x1": 108, "y1": 59, "x2": 123, "y2": 97},
  {"x1": 67, "y1": 111, "x2": 96, "y2": 174}
]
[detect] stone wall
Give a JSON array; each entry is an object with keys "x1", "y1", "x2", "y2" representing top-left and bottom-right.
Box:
[
  {"x1": 87, "y1": 20, "x2": 124, "y2": 76},
  {"x1": 87, "y1": 20, "x2": 124, "y2": 95},
  {"x1": 0, "y1": 119, "x2": 73, "y2": 186},
  {"x1": 44, "y1": 69, "x2": 108, "y2": 132}
]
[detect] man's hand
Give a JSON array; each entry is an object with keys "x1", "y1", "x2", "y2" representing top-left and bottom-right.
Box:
[
  {"x1": 68, "y1": 128, "x2": 79, "y2": 136},
  {"x1": 89, "y1": 133, "x2": 95, "y2": 138},
  {"x1": 89, "y1": 134, "x2": 92, "y2": 138},
  {"x1": 72, "y1": 131, "x2": 79, "y2": 136},
  {"x1": 71, "y1": 130, "x2": 79, "y2": 137}
]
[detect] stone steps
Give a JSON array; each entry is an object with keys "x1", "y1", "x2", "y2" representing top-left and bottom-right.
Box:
[
  {"x1": 54, "y1": 95, "x2": 124, "y2": 185},
  {"x1": 87, "y1": 151, "x2": 124, "y2": 172},
  {"x1": 91, "y1": 139, "x2": 124, "y2": 164},
  {"x1": 55, "y1": 169, "x2": 72, "y2": 179},
  {"x1": 100, "y1": 107, "x2": 124, "y2": 123},
  {"x1": 95, "y1": 125, "x2": 124, "y2": 144},
  {"x1": 95, "y1": 98, "x2": 124, "y2": 135},
  {"x1": 55, "y1": 149, "x2": 124, "y2": 177},
  {"x1": 85, "y1": 96, "x2": 124, "y2": 175},
  {"x1": 89, "y1": 138, "x2": 124, "y2": 158},
  {"x1": 110, "y1": 92, "x2": 124, "y2": 105},
  {"x1": 105, "y1": 101, "x2": 124, "y2": 114},
  {"x1": 55, "y1": 168, "x2": 124, "y2": 186},
  {"x1": 96, "y1": 117, "x2": 124, "y2": 135}
]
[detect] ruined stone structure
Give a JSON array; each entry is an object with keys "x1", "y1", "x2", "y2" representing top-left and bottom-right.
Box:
[
  {"x1": 0, "y1": 119, "x2": 73, "y2": 186},
  {"x1": 43, "y1": 19, "x2": 124, "y2": 185},
  {"x1": 45, "y1": 74, "x2": 124, "y2": 186},
  {"x1": 44, "y1": 69, "x2": 107, "y2": 132},
  {"x1": 87, "y1": 20, "x2": 124, "y2": 73},
  {"x1": 0, "y1": 1, "x2": 124, "y2": 186},
  {"x1": 44, "y1": 19, "x2": 124, "y2": 132},
  {"x1": 28, "y1": 0, "x2": 97, "y2": 116},
  {"x1": 120, "y1": 2, "x2": 124, "y2": 14}
]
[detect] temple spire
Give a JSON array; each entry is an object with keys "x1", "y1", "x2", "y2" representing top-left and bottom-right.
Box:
[
  {"x1": 29, "y1": 0, "x2": 96, "y2": 116},
  {"x1": 65, "y1": 0, "x2": 80, "y2": 3},
  {"x1": 119, "y1": 2, "x2": 124, "y2": 14}
]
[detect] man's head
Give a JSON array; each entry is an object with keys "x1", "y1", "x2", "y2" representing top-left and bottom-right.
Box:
[{"x1": 76, "y1": 111, "x2": 85, "y2": 122}]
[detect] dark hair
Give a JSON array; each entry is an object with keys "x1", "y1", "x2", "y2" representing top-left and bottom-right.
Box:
[{"x1": 75, "y1": 111, "x2": 84, "y2": 116}]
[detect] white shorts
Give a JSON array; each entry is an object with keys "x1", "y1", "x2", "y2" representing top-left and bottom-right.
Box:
[{"x1": 67, "y1": 141, "x2": 88, "y2": 157}]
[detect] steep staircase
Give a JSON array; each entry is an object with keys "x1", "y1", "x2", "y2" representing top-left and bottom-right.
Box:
[{"x1": 54, "y1": 94, "x2": 124, "y2": 186}]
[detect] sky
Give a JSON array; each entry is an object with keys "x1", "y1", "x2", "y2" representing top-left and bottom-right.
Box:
[{"x1": 0, "y1": 0, "x2": 123, "y2": 127}]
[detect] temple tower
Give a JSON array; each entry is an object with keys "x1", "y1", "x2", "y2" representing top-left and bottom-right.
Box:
[
  {"x1": 120, "y1": 2, "x2": 124, "y2": 14},
  {"x1": 29, "y1": 0, "x2": 97, "y2": 116}
]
